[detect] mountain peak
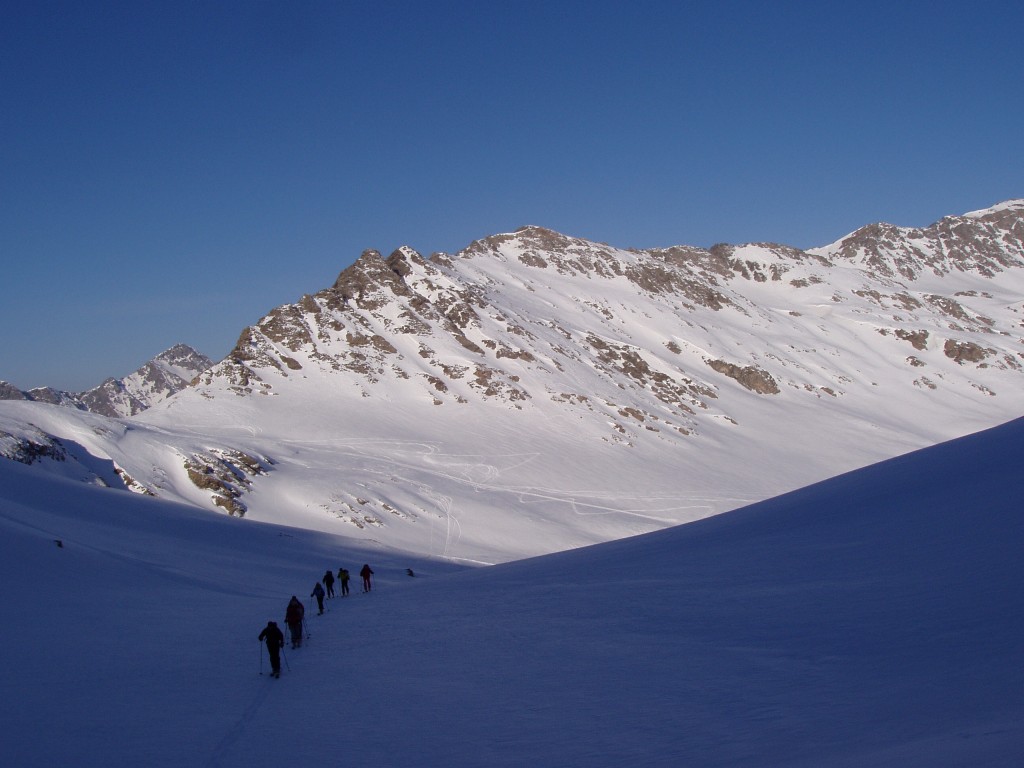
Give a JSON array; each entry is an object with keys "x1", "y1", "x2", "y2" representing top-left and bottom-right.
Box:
[
  {"x1": 812, "y1": 200, "x2": 1024, "y2": 279},
  {"x1": 78, "y1": 344, "x2": 213, "y2": 417}
]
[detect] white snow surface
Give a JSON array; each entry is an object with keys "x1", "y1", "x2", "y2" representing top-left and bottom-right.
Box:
[
  {"x1": 2, "y1": 417, "x2": 1021, "y2": 767},
  {"x1": 963, "y1": 198, "x2": 1024, "y2": 218},
  {"x1": 3, "y1": 204, "x2": 1024, "y2": 564}
]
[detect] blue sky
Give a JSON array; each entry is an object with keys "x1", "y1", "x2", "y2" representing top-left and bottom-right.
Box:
[{"x1": 2, "y1": 1, "x2": 1022, "y2": 391}]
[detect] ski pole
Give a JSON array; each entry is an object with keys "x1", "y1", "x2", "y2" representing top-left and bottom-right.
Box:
[
  {"x1": 259, "y1": 640, "x2": 263, "y2": 675},
  {"x1": 281, "y1": 644, "x2": 291, "y2": 671}
]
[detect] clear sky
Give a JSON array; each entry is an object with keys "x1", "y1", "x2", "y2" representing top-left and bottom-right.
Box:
[{"x1": 2, "y1": 0, "x2": 1022, "y2": 392}]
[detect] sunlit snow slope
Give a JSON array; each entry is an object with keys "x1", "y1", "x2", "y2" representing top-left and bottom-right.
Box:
[{"x1": 2, "y1": 201, "x2": 1023, "y2": 563}]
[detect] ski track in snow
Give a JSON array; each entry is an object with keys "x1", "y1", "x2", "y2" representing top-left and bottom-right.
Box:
[
  {"x1": 262, "y1": 435, "x2": 741, "y2": 562},
  {"x1": 275, "y1": 436, "x2": 745, "y2": 523},
  {"x1": 419, "y1": 482, "x2": 459, "y2": 559},
  {"x1": 203, "y1": 682, "x2": 271, "y2": 768}
]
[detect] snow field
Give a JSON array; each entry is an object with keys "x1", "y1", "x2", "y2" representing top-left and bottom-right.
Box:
[{"x1": 2, "y1": 417, "x2": 1022, "y2": 766}]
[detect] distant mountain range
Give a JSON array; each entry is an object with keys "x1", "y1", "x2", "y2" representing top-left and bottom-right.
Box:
[
  {"x1": 2, "y1": 200, "x2": 1022, "y2": 563},
  {"x1": 0, "y1": 343, "x2": 212, "y2": 417}
]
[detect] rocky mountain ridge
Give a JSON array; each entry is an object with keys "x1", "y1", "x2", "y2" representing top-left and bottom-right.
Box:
[
  {"x1": 2, "y1": 201, "x2": 1023, "y2": 562},
  {"x1": 197, "y1": 201, "x2": 1024, "y2": 431},
  {"x1": 0, "y1": 343, "x2": 212, "y2": 417}
]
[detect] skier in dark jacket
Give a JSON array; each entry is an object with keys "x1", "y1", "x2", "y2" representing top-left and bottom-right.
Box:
[
  {"x1": 323, "y1": 569, "x2": 336, "y2": 598},
  {"x1": 258, "y1": 621, "x2": 285, "y2": 677},
  {"x1": 360, "y1": 563, "x2": 374, "y2": 593},
  {"x1": 338, "y1": 567, "x2": 350, "y2": 596},
  {"x1": 285, "y1": 596, "x2": 305, "y2": 648},
  {"x1": 311, "y1": 581, "x2": 326, "y2": 614}
]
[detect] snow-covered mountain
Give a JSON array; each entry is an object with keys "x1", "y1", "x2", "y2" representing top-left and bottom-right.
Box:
[
  {"x1": 0, "y1": 379, "x2": 85, "y2": 408},
  {"x1": 2, "y1": 201, "x2": 1023, "y2": 563},
  {"x1": 0, "y1": 343, "x2": 212, "y2": 417},
  {"x1": 79, "y1": 342, "x2": 213, "y2": 417}
]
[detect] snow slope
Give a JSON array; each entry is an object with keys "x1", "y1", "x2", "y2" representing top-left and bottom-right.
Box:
[
  {"x1": 3, "y1": 202, "x2": 1024, "y2": 565},
  {"x1": 2, "y1": 417, "x2": 1021, "y2": 767}
]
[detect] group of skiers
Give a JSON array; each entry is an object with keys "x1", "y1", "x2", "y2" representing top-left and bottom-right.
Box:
[{"x1": 258, "y1": 563, "x2": 376, "y2": 678}]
